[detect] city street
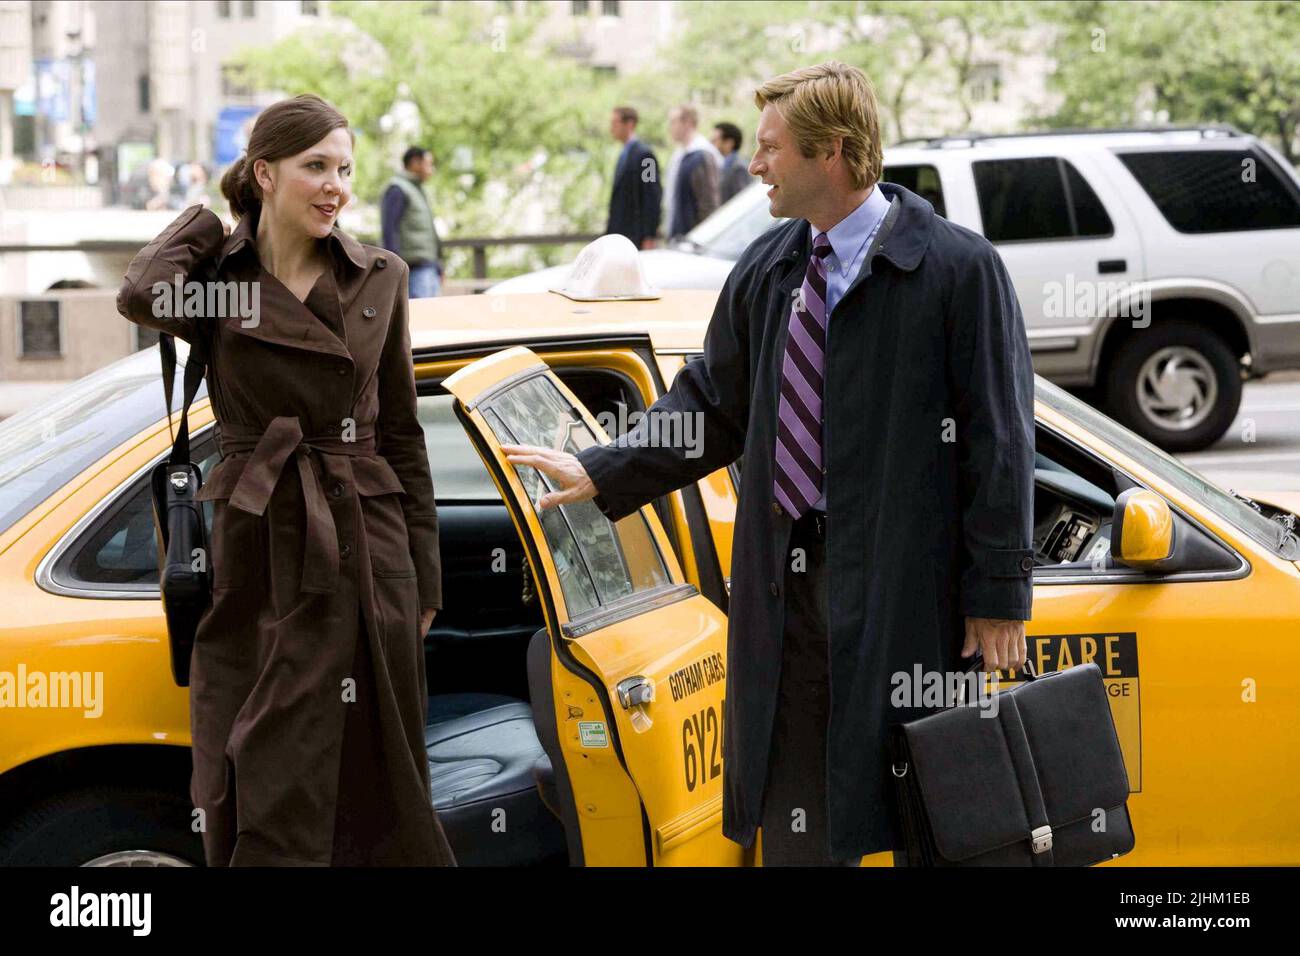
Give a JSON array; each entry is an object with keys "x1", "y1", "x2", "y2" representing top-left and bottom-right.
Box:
[{"x1": 1183, "y1": 376, "x2": 1300, "y2": 492}]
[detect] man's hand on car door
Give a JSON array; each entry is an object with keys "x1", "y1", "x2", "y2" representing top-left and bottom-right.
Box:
[{"x1": 501, "y1": 443, "x2": 598, "y2": 511}]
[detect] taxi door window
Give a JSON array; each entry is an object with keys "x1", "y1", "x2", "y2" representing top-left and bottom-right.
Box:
[{"x1": 480, "y1": 374, "x2": 671, "y2": 618}]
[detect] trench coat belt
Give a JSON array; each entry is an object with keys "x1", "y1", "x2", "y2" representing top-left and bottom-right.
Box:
[{"x1": 218, "y1": 415, "x2": 377, "y2": 596}]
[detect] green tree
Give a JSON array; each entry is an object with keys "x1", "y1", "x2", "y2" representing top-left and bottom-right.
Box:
[
  {"x1": 231, "y1": 0, "x2": 618, "y2": 274},
  {"x1": 1039, "y1": 1, "x2": 1300, "y2": 162}
]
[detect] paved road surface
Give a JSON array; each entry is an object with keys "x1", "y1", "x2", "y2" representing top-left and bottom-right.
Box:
[{"x1": 1181, "y1": 377, "x2": 1300, "y2": 493}]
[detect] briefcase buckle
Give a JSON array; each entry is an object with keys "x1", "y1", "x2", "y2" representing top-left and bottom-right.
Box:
[{"x1": 1031, "y1": 824, "x2": 1053, "y2": 854}]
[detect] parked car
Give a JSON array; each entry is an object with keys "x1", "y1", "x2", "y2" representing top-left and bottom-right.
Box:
[
  {"x1": 1, "y1": 285, "x2": 1298, "y2": 866},
  {"x1": 494, "y1": 126, "x2": 1300, "y2": 453}
]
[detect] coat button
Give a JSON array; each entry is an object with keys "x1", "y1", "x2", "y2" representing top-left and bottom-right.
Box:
[
  {"x1": 772, "y1": 501, "x2": 783, "y2": 516},
  {"x1": 340, "y1": 543, "x2": 352, "y2": 559},
  {"x1": 331, "y1": 482, "x2": 344, "y2": 498},
  {"x1": 769, "y1": 582, "x2": 779, "y2": 597},
  {"x1": 376, "y1": 257, "x2": 387, "y2": 269},
  {"x1": 1020, "y1": 555, "x2": 1034, "y2": 572},
  {"x1": 362, "y1": 306, "x2": 376, "y2": 318}
]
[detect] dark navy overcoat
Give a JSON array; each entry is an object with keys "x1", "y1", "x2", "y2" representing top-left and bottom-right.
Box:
[{"x1": 577, "y1": 182, "x2": 1036, "y2": 860}]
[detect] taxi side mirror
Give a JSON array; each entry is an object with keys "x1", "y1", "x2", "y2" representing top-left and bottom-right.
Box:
[{"x1": 1110, "y1": 489, "x2": 1175, "y2": 569}]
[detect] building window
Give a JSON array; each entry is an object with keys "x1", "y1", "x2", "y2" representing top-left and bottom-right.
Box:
[
  {"x1": 216, "y1": 0, "x2": 231, "y2": 18},
  {"x1": 571, "y1": 0, "x2": 589, "y2": 14},
  {"x1": 137, "y1": 73, "x2": 150, "y2": 113},
  {"x1": 301, "y1": 0, "x2": 319, "y2": 14},
  {"x1": 221, "y1": 64, "x2": 253, "y2": 98},
  {"x1": 241, "y1": 0, "x2": 255, "y2": 16},
  {"x1": 19, "y1": 301, "x2": 63, "y2": 358},
  {"x1": 602, "y1": 0, "x2": 620, "y2": 14},
  {"x1": 966, "y1": 62, "x2": 1001, "y2": 104},
  {"x1": 496, "y1": 0, "x2": 513, "y2": 12}
]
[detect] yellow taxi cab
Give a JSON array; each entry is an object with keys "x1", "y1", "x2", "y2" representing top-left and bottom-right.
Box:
[{"x1": 0, "y1": 249, "x2": 1297, "y2": 867}]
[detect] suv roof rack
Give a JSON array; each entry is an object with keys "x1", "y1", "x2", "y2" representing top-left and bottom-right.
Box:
[{"x1": 892, "y1": 124, "x2": 1246, "y2": 149}]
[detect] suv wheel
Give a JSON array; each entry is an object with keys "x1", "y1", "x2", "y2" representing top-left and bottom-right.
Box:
[
  {"x1": 0, "y1": 786, "x2": 203, "y2": 866},
  {"x1": 1104, "y1": 321, "x2": 1242, "y2": 452}
]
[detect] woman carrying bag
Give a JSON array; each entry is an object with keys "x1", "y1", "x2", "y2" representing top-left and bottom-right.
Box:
[{"x1": 118, "y1": 94, "x2": 456, "y2": 867}]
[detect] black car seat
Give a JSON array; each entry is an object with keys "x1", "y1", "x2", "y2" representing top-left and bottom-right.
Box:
[{"x1": 424, "y1": 691, "x2": 567, "y2": 866}]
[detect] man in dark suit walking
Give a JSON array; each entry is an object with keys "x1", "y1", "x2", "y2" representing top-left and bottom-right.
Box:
[
  {"x1": 504, "y1": 62, "x2": 1034, "y2": 867},
  {"x1": 605, "y1": 106, "x2": 662, "y2": 251}
]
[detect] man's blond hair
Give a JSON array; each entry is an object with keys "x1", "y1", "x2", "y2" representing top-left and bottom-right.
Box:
[{"x1": 754, "y1": 61, "x2": 883, "y2": 191}]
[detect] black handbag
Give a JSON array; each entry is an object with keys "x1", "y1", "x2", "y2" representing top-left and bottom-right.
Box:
[
  {"x1": 888, "y1": 655, "x2": 1136, "y2": 866},
  {"x1": 150, "y1": 329, "x2": 212, "y2": 688}
]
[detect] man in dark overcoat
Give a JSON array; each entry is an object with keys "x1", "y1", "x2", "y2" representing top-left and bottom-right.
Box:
[
  {"x1": 504, "y1": 61, "x2": 1035, "y2": 865},
  {"x1": 605, "y1": 105, "x2": 663, "y2": 250}
]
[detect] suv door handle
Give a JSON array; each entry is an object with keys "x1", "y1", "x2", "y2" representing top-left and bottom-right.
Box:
[{"x1": 1098, "y1": 259, "x2": 1127, "y2": 274}]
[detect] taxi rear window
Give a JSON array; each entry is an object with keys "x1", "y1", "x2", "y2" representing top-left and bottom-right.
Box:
[{"x1": 0, "y1": 347, "x2": 194, "y2": 539}]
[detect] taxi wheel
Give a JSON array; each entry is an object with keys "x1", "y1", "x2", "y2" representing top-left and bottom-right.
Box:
[
  {"x1": 0, "y1": 786, "x2": 203, "y2": 867},
  {"x1": 1103, "y1": 320, "x2": 1242, "y2": 453}
]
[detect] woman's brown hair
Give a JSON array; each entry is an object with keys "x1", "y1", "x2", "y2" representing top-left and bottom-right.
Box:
[{"x1": 220, "y1": 93, "x2": 352, "y2": 219}]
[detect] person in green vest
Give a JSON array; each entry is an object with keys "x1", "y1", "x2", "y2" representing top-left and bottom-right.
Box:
[{"x1": 381, "y1": 146, "x2": 444, "y2": 297}]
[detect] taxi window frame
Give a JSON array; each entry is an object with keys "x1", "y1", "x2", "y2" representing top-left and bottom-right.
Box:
[
  {"x1": 1031, "y1": 416, "x2": 1249, "y2": 586},
  {"x1": 37, "y1": 424, "x2": 220, "y2": 598},
  {"x1": 468, "y1": 368, "x2": 682, "y2": 627}
]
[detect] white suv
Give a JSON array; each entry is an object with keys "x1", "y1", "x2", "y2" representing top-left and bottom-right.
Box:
[{"x1": 492, "y1": 125, "x2": 1300, "y2": 452}]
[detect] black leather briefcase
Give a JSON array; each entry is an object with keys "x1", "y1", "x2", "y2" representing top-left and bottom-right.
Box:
[
  {"x1": 888, "y1": 657, "x2": 1136, "y2": 866},
  {"x1": 149, "y1": 331, "x2": 211, "y2": 688}
]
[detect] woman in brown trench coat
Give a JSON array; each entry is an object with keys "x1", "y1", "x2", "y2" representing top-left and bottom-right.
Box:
[{"x1": 117, "y1": 95, "x2": 456, "y2": 866}]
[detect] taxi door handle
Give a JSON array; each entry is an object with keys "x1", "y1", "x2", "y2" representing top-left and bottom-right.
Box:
[{"x1": 616, "y1": 675, "x2": 655, "y2": 710}]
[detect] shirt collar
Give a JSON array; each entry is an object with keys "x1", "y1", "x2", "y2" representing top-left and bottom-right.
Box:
[
  {"x1": 766, "y1": 182, "x2": 934, "y2": 276},
  {"x1": 811, "y1": 183, "x2": 892, "y2": 270}
]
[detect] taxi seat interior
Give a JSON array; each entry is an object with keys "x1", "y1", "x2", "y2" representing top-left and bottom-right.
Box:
[{"x1": 421, "y1": 367, "x2": 644, "y2": 866}]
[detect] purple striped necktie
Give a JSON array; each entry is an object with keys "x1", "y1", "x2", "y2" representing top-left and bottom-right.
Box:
[{"x1": 774, "y1": 231, "x2": 832, "y2": 519}]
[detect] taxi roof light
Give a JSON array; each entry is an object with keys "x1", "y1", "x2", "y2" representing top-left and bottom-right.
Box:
[{"x1": 550, "y1": 234, "x2": 661, "y2": 302}]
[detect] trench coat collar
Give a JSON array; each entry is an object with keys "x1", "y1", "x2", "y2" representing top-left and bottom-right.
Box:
[
  {"x1": 214, "y1": 207, "x2": 375, "y2": 361},
  {"x1": 764, "y1": 181, "x2": 934, "y2": 278},
  {"x1": 216, "y1": 207, "x2": 368, "y2": 272}
]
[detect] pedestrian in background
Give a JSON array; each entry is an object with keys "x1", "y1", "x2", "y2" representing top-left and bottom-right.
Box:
[
  {"x1": 605, "y1": 106, "x2": 662, "y2": 250},
  {"x1": 712, "y1": 121, "x2": 754, "y2": 204},
  {"x1": 381, "y1": 146, "x2": 444, "y2": 298},
  {"x1": 664, "y1": 104, "x2": 721, "y2": 239}
]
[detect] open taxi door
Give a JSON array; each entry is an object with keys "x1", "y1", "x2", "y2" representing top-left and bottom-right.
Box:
[{"x1": 443, "y1": 347, "x2": 741, "y2": 866}]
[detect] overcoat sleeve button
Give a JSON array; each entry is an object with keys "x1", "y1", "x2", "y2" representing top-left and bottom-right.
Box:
[
  {"x1": 376, "y1": 257, "x2": 387, "y2": 269},
  {"x1": 769, "y1": 582, "x2": 779, "y2": 596},
  {"x1": 340, "y1": 543, "x2": 352, "y2": 559},
  {"x1": 362, "y1": 306, "x2": 376, "y2": 318},
  {"x1": 1020, "y1": 555, "x2": 1034, "y2": 572},
  {"x1": 772, "y1": 501, "x2": 783, "y2": 516},
  {"x1": 331, "y1": 483, "x2": 344, "y2": 498}
]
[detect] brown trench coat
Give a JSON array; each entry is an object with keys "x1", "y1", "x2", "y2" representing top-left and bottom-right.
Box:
[{"x1": 117, "y1": 204, "x2": 456, "y2": 866}]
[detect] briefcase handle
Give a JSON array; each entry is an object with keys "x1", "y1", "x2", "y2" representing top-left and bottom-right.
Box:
[{"x1": 963, "y1": 651, "x2": 1038, "y2": 681}]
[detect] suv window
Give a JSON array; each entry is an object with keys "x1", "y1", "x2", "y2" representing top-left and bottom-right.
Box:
[
  {"x1": 882, "y1": 164, "x2": 946, "y2": 218},
  {"x1": 973, "y1": 157, "x2": 1113, "y2": 242},
  {"x1": 1115, "y1": 148, "x2": 1300, "y2": 234}
]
